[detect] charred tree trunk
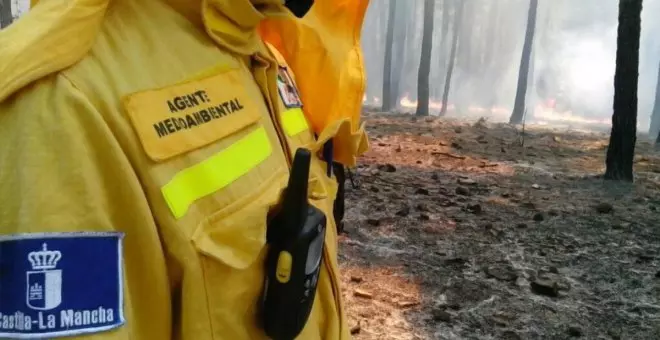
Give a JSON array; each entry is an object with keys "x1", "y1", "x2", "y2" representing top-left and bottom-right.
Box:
[
  {"x1": 391, "y1": 1, "x2": 410, "y2": 108},
  {"x1": 415, "y1": 0, "x2": 436, "y2": 116},
  {"x1": 440, "y1": 1, "x2": 463, "y2": 117},
  {"x1": 0, "y1": 0, "x2": 13, "y2": 29},
  {"x1": 404, "y1": 1, "x2": 423, "y2": 102},
  {"x1": 509, "y1": 0, "x2": 538, "y2": 124},
  {"x1": 431, "y1": 1, "x2": 444, "y2": 101},
  {"x1": 526, "y1": 43, "x2": 537, "y2": 116},
  {"x1": 382, "y1": 0, "x2": 397, "y2": 112},
  {"x1": 605, "y1": 0, "x2": 643, "y2": 181},
  {"x1": 649, "y1": 59, "x2": 660, "y2": 139},
  {"x1": 436, "y1": 0, "x2": 452, "y2": 99}
]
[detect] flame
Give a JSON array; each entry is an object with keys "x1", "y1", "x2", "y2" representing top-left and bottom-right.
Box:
[
  {"x1": 362, "y1": 95, "x2": 381, "y2": 106},
  {"x1": 398, "y1": 95, "x2": 512, "y2": 116},
  {"x1": 399, "y1": 95, "x2": 451, "y2": 111},
  {"x1": 532, "y1": 105, "x2": 610, "y2": 126},
  {"x1": 363, "y1": 93, "x2": 611, "y2": 130}
]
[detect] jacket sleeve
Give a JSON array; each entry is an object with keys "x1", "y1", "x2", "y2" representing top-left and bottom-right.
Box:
[{"x1": 0, "y1": 75, "x2": 171, "y2": 339}]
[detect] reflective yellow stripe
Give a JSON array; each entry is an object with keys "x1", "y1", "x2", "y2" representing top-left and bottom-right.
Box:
[
  {"x1": 162, "y1": 127, "x2": 272, "y2": 219},
  {"x1": 281, "y1": 108, "x2": 309, "y2": 137}
]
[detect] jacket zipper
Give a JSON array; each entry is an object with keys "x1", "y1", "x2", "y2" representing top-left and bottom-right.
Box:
[
  {"x1": 250, "y1": 53, "x2": 293, "y2": 167},
  {"x1": 254, "y1": 48, "x2": 345, "y2": 337}
]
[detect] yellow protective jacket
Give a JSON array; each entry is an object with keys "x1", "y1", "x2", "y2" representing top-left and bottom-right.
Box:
[{"x1": 0, "y1": 0, "x2": 369, "y2": 339}]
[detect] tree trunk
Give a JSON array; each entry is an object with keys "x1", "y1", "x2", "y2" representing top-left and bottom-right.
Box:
[
  {"x1": 525, "y1": 43, "x2": 537, "y2": 118},
  {"x1": 440, "y1": 1, "x2": 464, "y2": 117},
  {"x1": 435, "y1": 0, "x2": 452, "y2": 99},
  {"x1": 509, "y1": 0, "x2": 539, "y2": 124},
  {"x1": 649, "y1": 58, "x2": 660, "y2": 138},
  {"x1": 403, "y1": 1, "x2": 423, "y2": 102},
  {"x1": 0, "y1": 0, "x2": 13, "y2": 29},
  {"x1": 431, "y1": 0, "x2": 444, "y2": 100},
  {"x1": 391, "y1": 1, "x2": 410, "y2": 109},
  {"x1": 604, "y1": 0, "x2": 643, "y2": 182},
  {"x1": 415, "y1": 0, "x2": 436, "y2": 116},
  {"x1": 381, "y1": 0, "x2": 397, "y2": 112}
]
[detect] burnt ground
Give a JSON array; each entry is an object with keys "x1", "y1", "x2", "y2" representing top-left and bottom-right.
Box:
[{"x1": 338, "y1": 112, "x2": 660, "y2": 340}]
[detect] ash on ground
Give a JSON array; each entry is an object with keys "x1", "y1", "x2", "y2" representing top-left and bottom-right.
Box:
[{"x1": 339, "y1": 113, "x2": 660, "y2": 340}]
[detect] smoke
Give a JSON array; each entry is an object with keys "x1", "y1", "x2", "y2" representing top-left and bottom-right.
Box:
[
  {"x1": 11, "y1": 0, "x2": 29, "y2": 18},
  {"x1": 9, "y1": 0, "x2": 660, "y2": 132},
  {"x1": 362, "y1": 0, "x2": 660, "y2": 133},
  {"x1": 560, "y1": 36, "x2": 615, "y2": 115},
  {"x1": 545, "y1": 18, "x2": 618, "y2": 121},
  {"x1": 639, "y1": 0, "x2": 660, "y2": 132}
]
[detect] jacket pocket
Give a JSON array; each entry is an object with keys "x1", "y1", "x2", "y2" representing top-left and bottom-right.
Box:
[
  {"x1": 189, "y1": 158, "x2": 347, "y2": 340},
  {"x1": 190, "y1": 172, "x2": 286, "y2": 339}
]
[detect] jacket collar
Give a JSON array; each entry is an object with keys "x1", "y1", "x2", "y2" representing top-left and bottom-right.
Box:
[{"x1": 0, "y1": 0, "x2": 291, "y2": 102}]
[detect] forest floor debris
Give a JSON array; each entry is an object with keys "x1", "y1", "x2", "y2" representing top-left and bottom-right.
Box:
[{"x1": 339, "y1": 112, "x2": 660, "y2": 340}]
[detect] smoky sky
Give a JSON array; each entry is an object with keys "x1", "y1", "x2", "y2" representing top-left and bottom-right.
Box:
[{"x1": 361, "y1": 0, "x2": 660, "y2": 132}]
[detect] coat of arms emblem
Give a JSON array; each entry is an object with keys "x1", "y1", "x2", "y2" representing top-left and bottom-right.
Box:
[{"x1": 26, "y1": 243, "x2": 62, "y2": 310}]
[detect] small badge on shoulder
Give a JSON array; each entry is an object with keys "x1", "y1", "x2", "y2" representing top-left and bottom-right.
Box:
[
  {"x1": 0, "y1": 232, "x2": 125, "y2": 338},
  {"x1": 276, "y1": 66, "x2": 303, "y2": 109}
]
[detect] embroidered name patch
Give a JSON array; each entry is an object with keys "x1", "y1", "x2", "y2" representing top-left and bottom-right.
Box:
[
  {"x1": 0, "y1": 232, "x2": 125, "y2": 339},
  {"x1": 276, "y1": 66, "x2": 303, "y2": 109},
  {"x1": 123, "y1": 68, "x2": 261, "y2": 161}
]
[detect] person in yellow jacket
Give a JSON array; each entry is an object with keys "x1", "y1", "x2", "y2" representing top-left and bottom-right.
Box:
[{"x1": 0, "y1": 0, "x2": 370, "y2": 339}]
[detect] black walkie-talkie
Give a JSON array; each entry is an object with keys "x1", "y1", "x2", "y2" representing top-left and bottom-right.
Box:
[{"x1": 261, "y1": 148, "x2": 327, "y2": 340}]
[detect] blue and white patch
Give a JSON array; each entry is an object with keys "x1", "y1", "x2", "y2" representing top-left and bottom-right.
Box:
[{"x1": 0, "y1": 232, "x2": 125, "y2": 339}]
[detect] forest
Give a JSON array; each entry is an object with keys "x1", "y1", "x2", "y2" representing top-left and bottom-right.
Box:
[
  {"x1": 2, "y1": 0, "x2": 660, "y2": 339},
  {"x1": 342, "y1": 0, "x2": 660, "y2": 339},
  {"x1": 361, "y1": 0, "x2": 660, "y2": 140}
]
